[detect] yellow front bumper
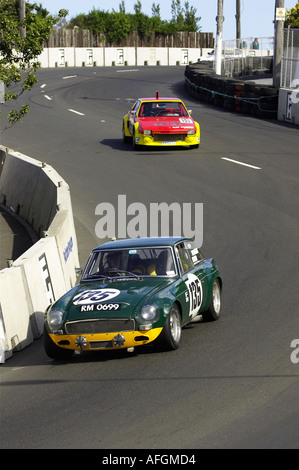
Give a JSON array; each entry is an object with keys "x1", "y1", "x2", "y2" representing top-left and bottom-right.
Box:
[
  {"x1": 49, "y1": 328, "x2": 163, "y2": 351},
  {"x1": 137, "y1": 134, "x2": 200, "y2": 147}
]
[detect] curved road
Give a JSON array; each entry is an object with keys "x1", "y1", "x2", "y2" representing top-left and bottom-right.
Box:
[{"x1": 1, "y1": 67, "x2": 299, "y2": 449}]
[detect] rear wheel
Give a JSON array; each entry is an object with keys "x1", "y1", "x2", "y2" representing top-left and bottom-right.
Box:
[
  {"x1": 158, "y1": 304, "x2": 182, "y2": 350},
  {"x1": 202, "y1": 278, "x2": 221, "y2": 322}
]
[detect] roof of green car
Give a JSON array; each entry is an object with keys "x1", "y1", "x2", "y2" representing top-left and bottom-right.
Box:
[{"x1": 93, "y1": 236, "x2": 190, "y2": 251}]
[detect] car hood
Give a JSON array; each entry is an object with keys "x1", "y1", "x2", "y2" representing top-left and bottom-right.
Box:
[
  {"x1": 55, "y1": 277, "x2": 174, "y2": 322},
  {"x1": 138, "y1": 116, "x2": 196, "y2": 132}
]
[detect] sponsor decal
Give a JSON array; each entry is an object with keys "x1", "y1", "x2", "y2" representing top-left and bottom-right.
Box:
[
  {"x1": 39, "y1": 253, "x2": 55, "y2": 304},
  {"x1": 179, "y1": 118, "x2": 193, "y2": 123},
  {"x1": 63, "y1": 236, "x2": 73, "y2": 262}
]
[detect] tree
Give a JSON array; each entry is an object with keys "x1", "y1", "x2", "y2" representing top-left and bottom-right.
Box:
[
  {"x1": 105, "y1": 12, "x2": 132, "y2": 45},
  {"x1": 285, "y1": 2, "x2": 299, "y2": 28},
  {"x1": 170, "y1": 0, "x2": 200, "y2": 32},
  {"x1": 151, "y1": 3, "x2": 161, "y2": 18},
  {"x1": 0, "y1": 1, "x2": 58, "y2": 131},
  {"x1": 184, "y1": 1, "x2": 201, "y2": 32},
  {"x1": 65, "y1": 2, "x2": 203, "y2": 39},
  {"x1": 171, "y1": 0, "x2": 185, "y2": 32}
]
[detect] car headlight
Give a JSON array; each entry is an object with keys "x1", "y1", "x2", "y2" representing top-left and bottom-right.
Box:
[
  {"x1": 139, "y1": 305, "x2": 159, "y2": 322},
  {"x1": 143, "y1": 129, "x2": 152, "y2": 135},
  {"x1": 47, "y1": 309, "x2": 64, "y2": 330},
  {"x1": 188, "y1": 129, "x2": 196, "y2": 135}
]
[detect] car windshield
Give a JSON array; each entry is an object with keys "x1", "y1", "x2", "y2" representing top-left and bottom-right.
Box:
[
  {"x1": 82, "y1": 247, "x2": 177, "y2": 280},
  {"x1": 138, "y1": 101, "x2": 188, "y2": 118}
]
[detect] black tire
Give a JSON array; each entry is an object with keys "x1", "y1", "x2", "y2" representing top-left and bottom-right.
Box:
[
  {"x1": 157, "y1": 303, "x2": 182, "y2": 350},
  {"x1": 132, "y1": 130, "x2": 137, "y2": 150},
  {"x1": 43, "y1": 326, "x2": 73, "y2": 360},
  {"x1": 122, "y1": 122, "x2": 130, "y2": 143},
  {"x1": 202, "y1": 278, "x2": 221, "y2": 322}
]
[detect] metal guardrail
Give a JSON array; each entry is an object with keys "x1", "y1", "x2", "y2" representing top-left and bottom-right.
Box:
[
  {"x1": 221, "y1": 37, "x2": 274, "y2": 77},
  {"x1": 281, "y1": 28, "x2": 299, "y2": 89}
]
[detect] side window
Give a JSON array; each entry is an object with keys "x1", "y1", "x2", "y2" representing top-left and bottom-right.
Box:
[
  {"x1": 175, "y1": 243, "x2": 193, "y2": 274},
  {"x1": 184, "y1": 241, "x2": 204, "y2": 266},
  {"x1": 132, "y1": 100, "x2": 140, "y2": 113}
]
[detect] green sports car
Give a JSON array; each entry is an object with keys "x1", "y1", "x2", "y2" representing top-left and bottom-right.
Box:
[{"x1": 44, "y1": 237, "x2": 222, "y2": 359}]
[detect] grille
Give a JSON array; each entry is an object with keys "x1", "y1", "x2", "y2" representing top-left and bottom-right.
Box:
[
  {"x1": 89, "y1": 340, "x2": 113, "y2": 349},
  {"x1": 65, "y1": 318, "x2": 135, "y2": 335},
  {"x1": 154, "y1": 134, "x2": 186, "y2": 142}
]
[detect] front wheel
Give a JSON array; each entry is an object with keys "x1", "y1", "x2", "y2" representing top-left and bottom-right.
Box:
[
  {"x1": 43, "y1": 326, "x2": 74, "y2": 360},
  {"x1": 122, "y1": 122, "x2": 130, "y2": 143},
  {"x1": 202, "y1": 278, "x2": 221, "y2": 322},
  {"x1": 157, "y1": 304, "x2": 182, "y2": 350},
  {"x1": 132, "y1": 130, "x2": 138, "y2": 150}
]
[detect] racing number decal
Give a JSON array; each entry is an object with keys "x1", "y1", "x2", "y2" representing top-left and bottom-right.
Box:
[
  {"x1": 73, "y1": 289, "x2": 120, "y2": 305},
  {"x1": 185, "y1": 273, "x2": 203, "y2": 318}
]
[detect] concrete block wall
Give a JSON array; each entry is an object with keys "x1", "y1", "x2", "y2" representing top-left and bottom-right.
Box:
[
  {"x1": 0, "y1": 146, "x2": 80, "y2": 362},
  {"x1": 37, "y1": 47, "x2": 210, "y2": 68},
  {"x1": 278, "y1": 88, "x2": 299, "y2": 125}
]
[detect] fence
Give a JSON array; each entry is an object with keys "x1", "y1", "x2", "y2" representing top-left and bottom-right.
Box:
[
  {"x1": 281, "y1": 28, "x2": 299, "y2": 89},
  {"x1": 47, "y1": 29, "x2": 214, "y2": 49},
  {"x1": 219, "y1": 37, "x2": 274, "y2": 78}
]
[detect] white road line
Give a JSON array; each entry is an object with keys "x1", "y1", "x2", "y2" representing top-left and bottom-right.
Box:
[
  {"x1": 68, "y1": 109, "x2": 85, "y2": 116},
  {"x1": 116, "y1": 69, "x2": 139, "y2": 73},
  {"x1": 62, "y1": 75, "x2": 77, "y2": 79},
  {"x1": 40, "y1": 84, "x2": 47, "y2": 88},
  {"x1": 44, "y1": 95, "x2": 52, "y2": 100},
  {"x1": 221, "y1": 157, "x2": 261, "y2": 170}
]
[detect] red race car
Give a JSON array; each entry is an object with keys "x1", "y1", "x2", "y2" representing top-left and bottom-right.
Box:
[{"x1": 122, "y1": 91, "x2": 200, "y2": 149}]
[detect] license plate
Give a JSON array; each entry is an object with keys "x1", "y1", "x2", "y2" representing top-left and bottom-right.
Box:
[{"x1": 162, "y1": 142, "x2": 176, "y2": 145}]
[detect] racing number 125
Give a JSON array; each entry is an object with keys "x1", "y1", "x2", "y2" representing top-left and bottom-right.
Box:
[
  {"x1": 188, "y1": 279, "x2": 201, "y2": 310},
  {"x1": 185, "y1": 274, "x2": 203, "y2": 317}
]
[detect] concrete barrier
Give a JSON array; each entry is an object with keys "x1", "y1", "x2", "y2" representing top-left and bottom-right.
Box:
[
  {"x1": 37, "y1": 47, "x2": 211, "y2": 68},
  {"x1": 278, "y1": 87, "x2": 299, "y2": 125},
  {"x1": 0, "y1": 146, "x2": 80, "y2": 362}
]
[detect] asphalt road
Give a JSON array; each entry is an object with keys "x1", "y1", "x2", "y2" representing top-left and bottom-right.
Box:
[{"x1": 0, "y1": 67, "x2": 299, "y2": 450}]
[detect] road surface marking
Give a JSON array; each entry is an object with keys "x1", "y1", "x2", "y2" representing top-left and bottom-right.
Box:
[
  {"x1": 68, "y1": 109, "x2": 85, "y2": 116},
  {"x1": 221, "y1": 157, "x2": 261, "y2": 170},
  {"x1": 44, "y1": 95, "x2": 52, "y2": 100},
  {"x1": 116, "y1": 69, "x2": 139, "y2": 73},
  {"x1": 62, "y1": 75, "x2": 77, "y2": 79}
]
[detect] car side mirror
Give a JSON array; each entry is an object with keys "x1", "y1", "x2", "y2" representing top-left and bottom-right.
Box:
[{"x1": 188, "y1": 109, "x2": 193, "y2": 115}]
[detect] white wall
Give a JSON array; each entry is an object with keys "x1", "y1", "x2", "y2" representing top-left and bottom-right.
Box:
[
  {"x1": 38, "y1": 47, "x2": 205, "y2": 68},
  {"x1": 278, "y1": 88, "x2": 299, "y2": 125},
  {"x1": 0, "y1": 146, "x2": 80, "y2": 362}
]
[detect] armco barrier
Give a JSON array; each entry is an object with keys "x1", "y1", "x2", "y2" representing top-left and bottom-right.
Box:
[
  {"x1": 0, "y1": 146, "x2": 80, "y2": 362},
  {"x1": 184, "y1": 62, "x2": 279, "y2": 119}
]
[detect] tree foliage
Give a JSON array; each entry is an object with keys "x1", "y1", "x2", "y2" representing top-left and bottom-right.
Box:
[
  {"x1": 285, "y1": 2, "x2": 299, "y2": 28},
  {"x1": 0, "y1": 1, "x2": 61, "y2": 130},
  {"x1": 67, "y1": 0, "x2": 201, "y2": 40}
]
